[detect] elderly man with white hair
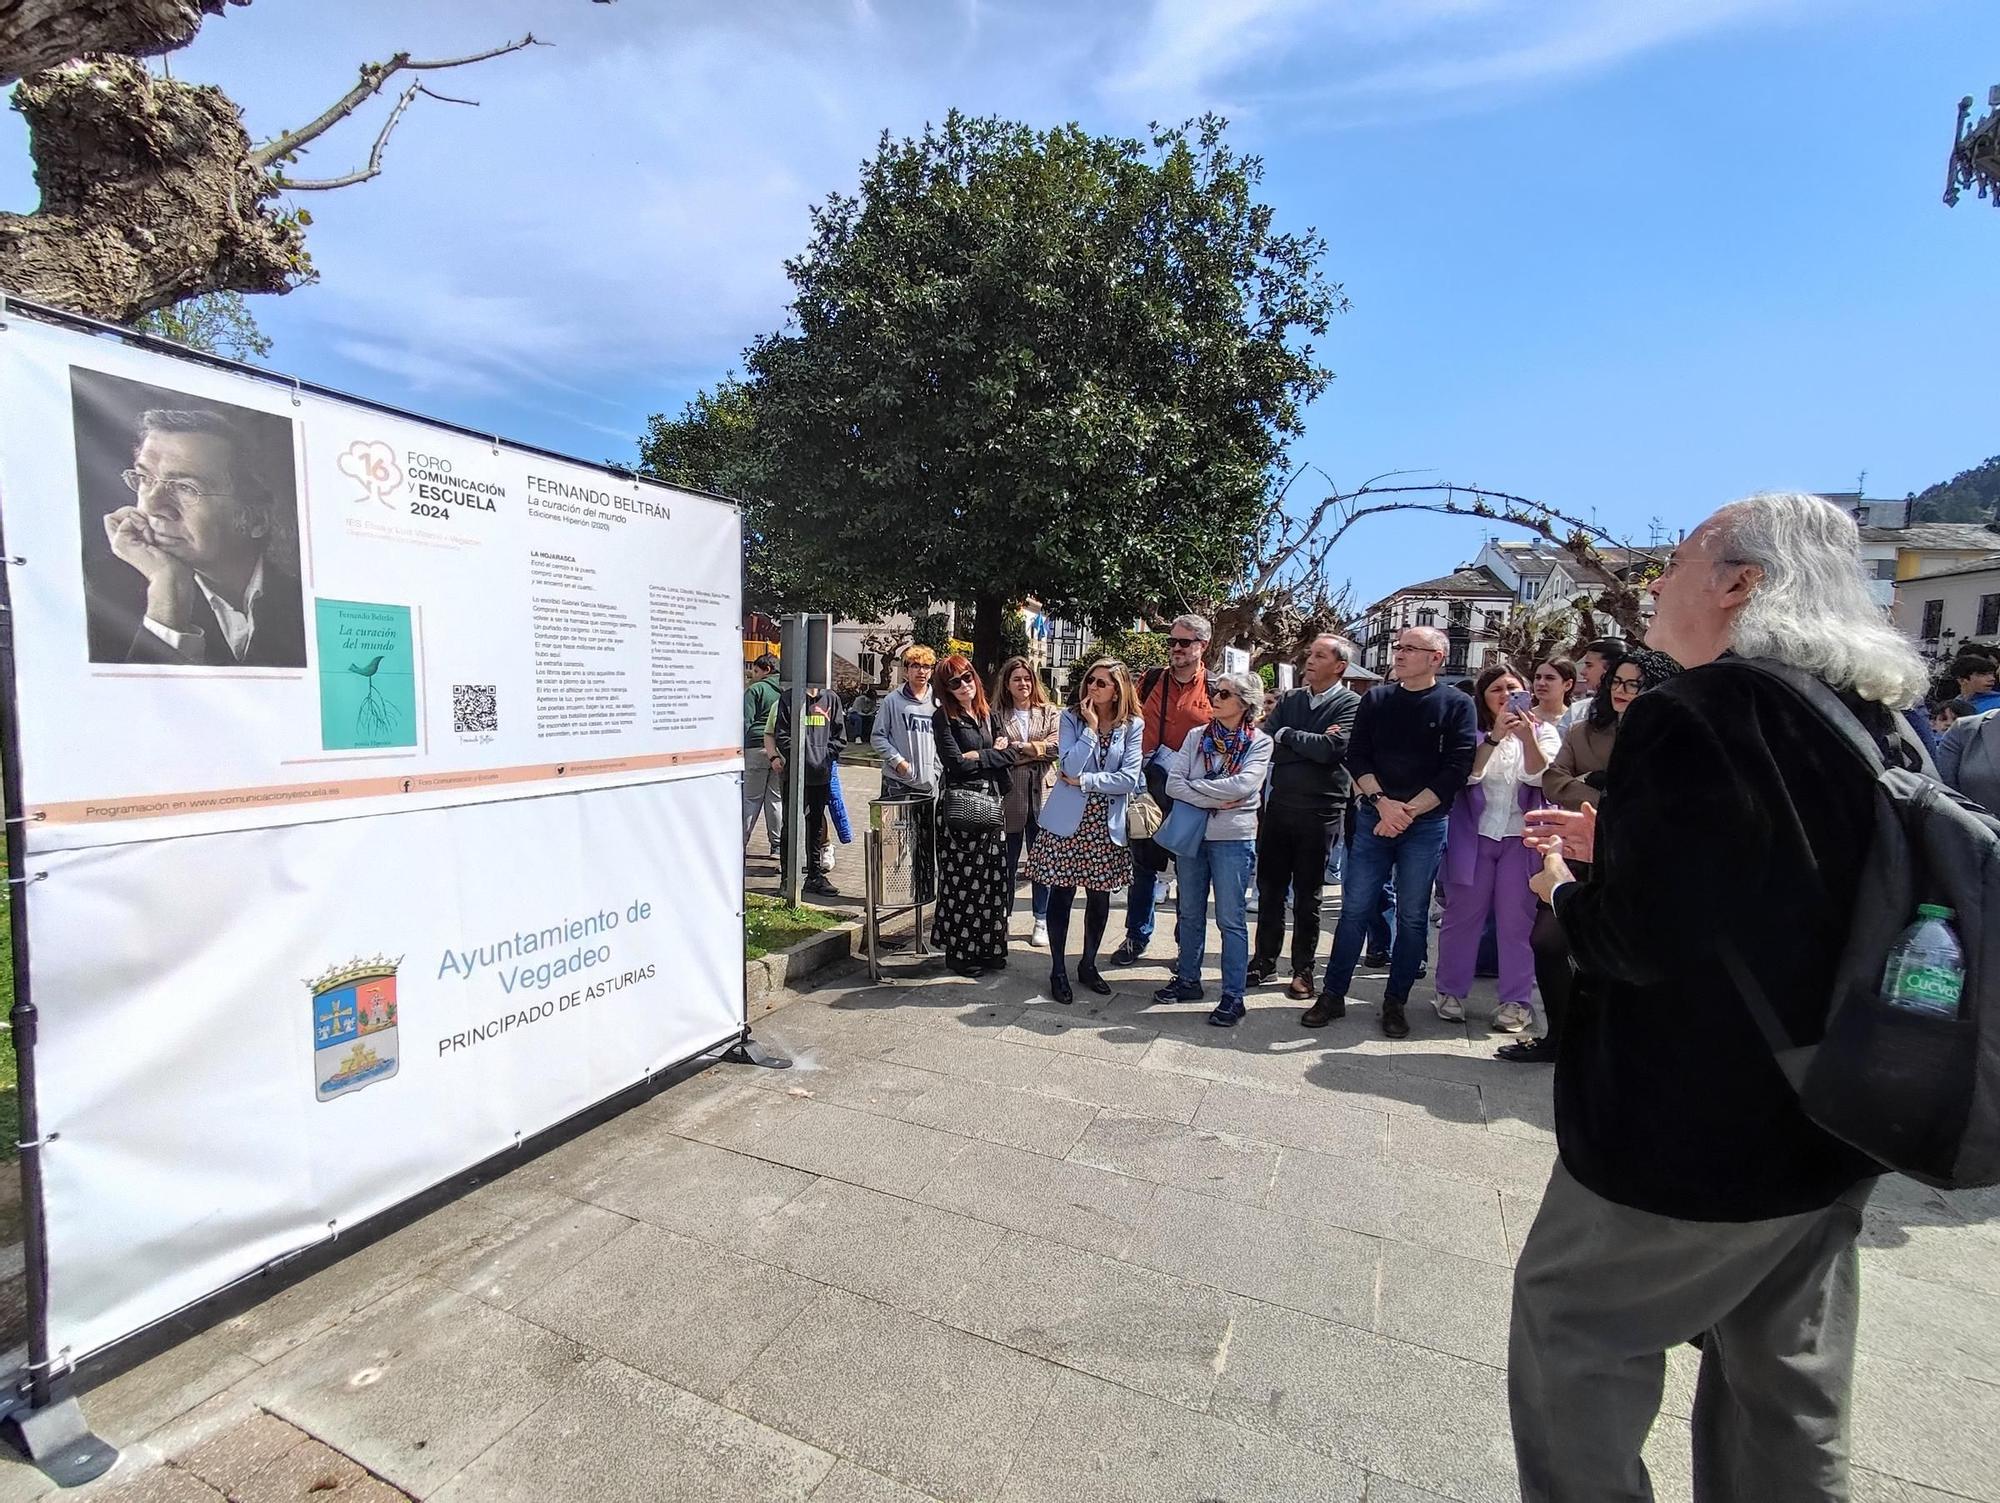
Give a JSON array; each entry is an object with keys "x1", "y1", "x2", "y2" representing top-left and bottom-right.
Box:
[{"x1": 1510, "y1": 492, "x2": 1931, "y2": 1502}]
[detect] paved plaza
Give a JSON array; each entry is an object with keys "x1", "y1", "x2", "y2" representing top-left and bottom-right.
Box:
[{"x1": 4, "y1": 898, "x2": 1998, "y2": 1502}]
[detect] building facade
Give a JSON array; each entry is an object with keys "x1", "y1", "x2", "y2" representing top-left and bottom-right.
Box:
[{"x1": 1892, "y1": 558, "x2": 2000, "y2": 661}]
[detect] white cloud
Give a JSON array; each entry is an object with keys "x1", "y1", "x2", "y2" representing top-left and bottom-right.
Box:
[{"x1": 41, "y1": 0, "x2": 1844, "y2": 421}]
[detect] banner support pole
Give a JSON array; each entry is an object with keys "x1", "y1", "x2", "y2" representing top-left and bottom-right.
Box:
[{"x1": 0, "y1": 495, "x2": 115, "y2": 1484}]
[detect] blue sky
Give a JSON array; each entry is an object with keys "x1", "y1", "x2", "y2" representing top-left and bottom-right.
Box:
[{"x1": 4, "y1": 0, "x2": 1995, "y2": 605}]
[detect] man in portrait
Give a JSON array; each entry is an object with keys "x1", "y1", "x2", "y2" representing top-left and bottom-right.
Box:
[{"x1": 96, "y1": 405, "x2": 306, "y2": 668}]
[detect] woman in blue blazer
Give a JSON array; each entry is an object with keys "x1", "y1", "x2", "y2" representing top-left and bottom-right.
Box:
[{"x1": 1025, "y1": 658, "x2": 1145, "y2": 1003}]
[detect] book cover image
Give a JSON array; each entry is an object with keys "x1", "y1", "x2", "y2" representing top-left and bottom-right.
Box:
[{"x1": 316, "y1": 599, "x2": 417, "y2": 751}]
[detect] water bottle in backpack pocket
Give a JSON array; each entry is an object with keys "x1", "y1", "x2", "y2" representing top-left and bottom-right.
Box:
[{"x1": 1881, "y1": 905, "x2": 1965, "y2": 1019}]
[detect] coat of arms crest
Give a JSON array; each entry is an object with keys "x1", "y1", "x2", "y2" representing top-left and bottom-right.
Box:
[{"x1": 306, "y1": 955, "x2": 403, "y2": 1101}]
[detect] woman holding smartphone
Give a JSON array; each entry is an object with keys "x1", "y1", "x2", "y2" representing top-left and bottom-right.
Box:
[
  {"x1": 1501, "y1": 650, "x2": 1674, "y2": 1063},
  {"x1": 1433, "y1": 665, "x2": 1560, "y2": 1032}
]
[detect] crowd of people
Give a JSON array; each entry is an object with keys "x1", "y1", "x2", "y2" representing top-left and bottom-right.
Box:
[{"x1": 735, "y1": 489, "x2": 2000, "y2": 1502}]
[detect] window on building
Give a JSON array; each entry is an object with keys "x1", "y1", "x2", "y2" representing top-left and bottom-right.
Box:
[
  {"x1": 1416, "y1": 608, "x2": 1437, "y2": 626},
  {"x1": 1520, "y1": 580, "x2": 1540, "y2": 601},
  {"x1": 1921, "y1": 599, "x2": 1944, "y2": 641},
  {"x1": 1871, "y1": 559, "x2": 1899, "y2": 581},
  {"x1": 1980, "y1": 594, "x2": 2000, "y2": 636}
]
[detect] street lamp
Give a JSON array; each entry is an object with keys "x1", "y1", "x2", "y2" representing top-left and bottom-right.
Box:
[{"x1": 1945, "y1": 85, "x2": 2000, "y2": 207}]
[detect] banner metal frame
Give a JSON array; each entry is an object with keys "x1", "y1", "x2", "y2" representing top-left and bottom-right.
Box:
[{"x1": 0, "y1": 290, "x2": 775, "y2": 1477}]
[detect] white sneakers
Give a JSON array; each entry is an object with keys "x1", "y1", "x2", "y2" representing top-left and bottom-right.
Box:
[
  {"x1": 1433, "y1": 994, "x2": 1466, "y2": 1021},
  {"x1": 1030, "y1": 919, "x2": 1048, "y2": 948},
  {"x1": 1492, "y1": 1001, "x2": 1533, "y2": 1034}
]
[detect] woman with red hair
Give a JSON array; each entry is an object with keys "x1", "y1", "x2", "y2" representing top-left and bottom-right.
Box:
[{"x1": 932, "y1": 654, "x2": 1017, "y2": 975}]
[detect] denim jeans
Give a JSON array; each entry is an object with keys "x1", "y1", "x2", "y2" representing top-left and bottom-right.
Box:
[
  {"x1": 1322, "y1": 808, "x2": 1448, "y2": 1003},
  {"x1": 1004, "y1": 817, "x2": 1050, "y2": 921},
  {"x1": 1174, "y1": 838, "x2": 1256, "y2": 1001},
  {"x1": 1328, "y1": 819, "x2": 1392, "y2": 953}
]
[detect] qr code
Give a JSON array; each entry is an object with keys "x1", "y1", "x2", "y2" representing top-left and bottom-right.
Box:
[{"x1": 453, "y1": 683, "x2": 498, "y2": 733}]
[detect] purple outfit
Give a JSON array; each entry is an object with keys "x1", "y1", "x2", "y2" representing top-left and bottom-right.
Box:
[{"x1": 1436, "y1": 776, "x2": 1543, "y2": 1005}]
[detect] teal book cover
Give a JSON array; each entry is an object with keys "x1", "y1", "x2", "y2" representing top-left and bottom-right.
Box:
[{"x1": 316, "y1": 599, "x2": 417, "y2": 750}]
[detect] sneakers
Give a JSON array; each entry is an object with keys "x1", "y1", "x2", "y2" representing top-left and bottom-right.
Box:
[
  {"x1": 1109, "y1": 940, "x2": 1148, "y2": 966},
  {"x1": 1153, "y1": 978, "x2": 1204, "y2": 1004},
  {"x1": 1245, "y1": 958, "x2": 1277, "y2": 988},
  {"x1": 1380, "y1": 998, "x2": 1411, "y2": 1038},
  {"x1": 1300, "y1": 994, "x2": 1346, "y2": 1028},
  {"x1": 1492, "y1": 1001, "x2": 1533, "y2": 1034},
  {"x1": 1207, "y1": 996, "x2": 1247, "y2": 1028},
  {"x1": 802, "y1": 875, "x2": 838, "y2": 898},
  {"x1": 1030, "y1": 919, "x2": 1048, "y2": 948},
  {"x1": 1433, "y1": 994, "x2": 1466, "y2": 1022}
]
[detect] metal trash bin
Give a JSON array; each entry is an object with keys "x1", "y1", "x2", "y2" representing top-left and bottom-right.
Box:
[{"x1": 864, "y1": 795, "x2": 936, "y2": 982}]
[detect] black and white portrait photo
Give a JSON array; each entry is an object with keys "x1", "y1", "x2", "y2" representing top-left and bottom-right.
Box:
[{"x1": 73, "y1": 367, "x2": 307, "y2": 668}]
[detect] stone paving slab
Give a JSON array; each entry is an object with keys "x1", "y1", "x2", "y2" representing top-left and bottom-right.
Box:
[{"x1": 5, "y1": 892, "x2": 1997, "y2": 1503}]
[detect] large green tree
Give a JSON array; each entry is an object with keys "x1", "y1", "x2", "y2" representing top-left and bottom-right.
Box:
[{"x1": 730, "y1": 110, "x2": 1344, "y2": 673}]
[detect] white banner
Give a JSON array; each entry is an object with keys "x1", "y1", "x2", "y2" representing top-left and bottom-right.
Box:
[
  {"x1": 30, "y1": 776, "x2": 743, "y2": 1361},
  {"x1": 0, "y1": 319, "x2": 742, "y2": 851},
  {"x1": 0, "y1": 315, "x2": 748, "y2": 1364}
]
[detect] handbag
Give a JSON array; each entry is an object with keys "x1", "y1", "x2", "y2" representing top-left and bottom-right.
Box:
[
  {"x1": 939, "y1": 784, "x2": 1003, "y2": 832},
  {"x1": 1153, "y1": 797, "x2": 1208, "y2": 860},
  {"x1": 1125, "y1": 790, "x2": 1165, "y2": 840}
]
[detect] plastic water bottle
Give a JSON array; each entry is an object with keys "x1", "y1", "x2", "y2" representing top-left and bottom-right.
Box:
[{"x1": 1880, "y1": 904, "x2": 1965, "y2": 1019}]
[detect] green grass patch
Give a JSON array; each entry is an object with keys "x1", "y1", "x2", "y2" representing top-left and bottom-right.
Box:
[{"x1": 745, "y1": 893, "x2": 842, "y2": 961}]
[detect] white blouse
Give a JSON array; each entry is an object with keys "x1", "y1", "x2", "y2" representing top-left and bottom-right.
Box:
[{"x1": 1474, "y1": 721, "x2": 1562, "y2": 840}]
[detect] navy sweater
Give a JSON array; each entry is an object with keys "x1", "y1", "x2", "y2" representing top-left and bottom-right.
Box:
[{"x1": 1344, "y1": 682, "x2": 1477, "y2": 815}]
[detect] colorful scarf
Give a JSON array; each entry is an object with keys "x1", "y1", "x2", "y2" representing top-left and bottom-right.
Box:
[{"x1": 1198, "y1": 719, "x2": 1256, "y2": 777}]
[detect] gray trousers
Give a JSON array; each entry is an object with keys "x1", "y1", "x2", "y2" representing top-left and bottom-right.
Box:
[
  {"x1": 742, "y1": 748, "x2": 784, "y2": 852},
  {"x1": 1510, "y1": 1160, "x2": 1875, "y2": 1503}
]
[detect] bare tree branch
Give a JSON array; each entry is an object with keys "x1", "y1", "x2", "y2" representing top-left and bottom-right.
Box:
[
  {"x1": 248, "y1": 32, "x2": 542, "y2": 170},
  {"x1": 270, "y1": 82, "x2": 476, "y2": 191}
]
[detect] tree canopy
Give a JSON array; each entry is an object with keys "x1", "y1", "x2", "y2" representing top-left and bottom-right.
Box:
[
  {"x1": 1909, "y1": 455, "x2": 2000, "y2": 524},
  {"x1": 691, "y1": 110, "x2": 1343, "y2": 672}
]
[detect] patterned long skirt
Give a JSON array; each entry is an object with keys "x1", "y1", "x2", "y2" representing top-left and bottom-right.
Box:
[{"x1": 936, "y1": 822, "x2": 1010, "y2": 967}]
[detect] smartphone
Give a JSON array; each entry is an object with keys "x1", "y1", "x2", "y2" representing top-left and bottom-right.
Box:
[{"x1": 1506, "y1": 690, "x2": 1532, "y2": 716}]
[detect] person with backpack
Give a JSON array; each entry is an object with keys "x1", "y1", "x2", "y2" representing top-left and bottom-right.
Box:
[
  {"x1": 1509, "y1": 492, "x2": 1936, "y2": 1502},
  {"x1": 741, "y1": 653, "x2": 784, "y2": 856},
  {"x1": 1108, "y1": 615, "x2": 1213, "y2": 967},
  {"x1": 772, "y1": 682, "x2": 846, "y2": 898}
]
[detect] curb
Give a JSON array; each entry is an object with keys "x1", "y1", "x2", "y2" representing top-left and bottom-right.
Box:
[{"x1": 746, "y1": 920, "x2": 862, "y2": 1016}]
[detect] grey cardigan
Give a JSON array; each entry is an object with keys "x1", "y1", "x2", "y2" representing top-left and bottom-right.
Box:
[{"x1": 1163, "y1": 723, "x2": 1273, "y2": 842}]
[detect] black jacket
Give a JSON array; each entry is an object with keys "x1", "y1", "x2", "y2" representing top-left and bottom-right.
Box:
[
  {"x1": 1551, "y1": 657, "x2": 1910, "y2": 1221},
  {"x1": 934, "y1": 708, "x2": 1014, "y2": 797},
  {"x1": 774, "y1": 688, "x2": 845, "y2": 784},
  {"x1": 123, "y1": 560, "x2": 307, "y2": 668},
  {"x1": 1261, "y1": 685, "x2": 1361, "y2": 817}
]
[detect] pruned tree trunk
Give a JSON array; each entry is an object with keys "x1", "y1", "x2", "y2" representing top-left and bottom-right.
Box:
[
  {"x1": 0, "y1": 0, "x2": 244, "y2": 88},
  {"x1": 0, "y1": 55, "x2": 306, "y2": 321}
]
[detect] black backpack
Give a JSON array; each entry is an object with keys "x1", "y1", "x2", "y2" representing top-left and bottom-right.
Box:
[{"x1": 1718, "y1": 658, "x2": 2000, "y2": 1189}]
